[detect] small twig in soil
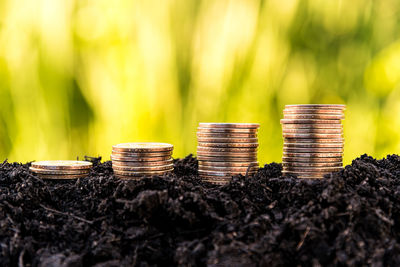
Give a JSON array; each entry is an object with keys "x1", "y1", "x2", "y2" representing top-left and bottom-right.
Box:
[
  {"x1": 296, "y1": 226, "x2": 310, "y2": 251},
  {"x1": 39, "y1": 204, "x2": 93, "y2": 224}
]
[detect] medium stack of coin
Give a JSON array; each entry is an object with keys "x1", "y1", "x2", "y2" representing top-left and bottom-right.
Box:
[
  {"x1": 281, "y1": 104, "x2": 345, "y2": 179},
  {"x1": 197, "y1": 123, "x2": 260, "y2": 184},
  {"x1": 29, "y1": 160, "x2": 92, "y2": 179},
  {"x1": 111, "y1": 143, "x2": 174, "y2": 179}
]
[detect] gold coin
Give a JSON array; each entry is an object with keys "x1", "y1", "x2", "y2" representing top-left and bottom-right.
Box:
[
  {"x1": 197, "y1": 137, "x2": 258, "y2": 143},
  {"x1": 197, "y1": 156, "x2": 258, "y2": 162},
  {"x1": 201, "y1": 179, "x2": 230, "y2": 185},
  {"x1": 111, "y1": 155, "x2": 171, "y2": 162},
  {"x1": 282, "y1": 166, "x2": 343, "y2": 172},
  {"x1": 197, "y1": 142, "x2": 258, "y2": 148},
  {"x1": 282, "y1": 133, "x2": 343, "y2": 139},
  {"x1": 283, "y1": 147, "x2": 344, "y2": 153},
  {"x1": 112, "y1": 143, "x2": 173, "y2": 152},
  {"x1": 282, "y1": 157, "x2": 342, "y2": 163},
  {"x1": 282, "y1": 128, "x2": 343, "y2": 134},
  {"x1": 197, "y1": 127, "x2": 258, "y2": 134},
  {"x1": 284, "y1": 138, "x2": 344, "y2": 143},
  {"x1": 31, "y1": 160, "x2": 92, "y2": 170},
  {"x1": 283, "y1": 114, "x2": 344, "y2": 120},
  {"x1": 197, "y1": 151, "x2": 257, "y2": 158},
  {"x1": 283, "y1": 152, "x2": 343, "y2": 158},
  {"x1": 281, "y1": 124, "x2": 342, "y2": 129},
  {"x1": 112, "y1": 164, "x2": 174, "y2": 172},
  {"x1": 29, "y1": 167, "x2": 90, "y2": 175},
  {"x1": 285, "y1": 104, "x2": 346, "y2": 110},
  {"x1": 111, "y1": 159, "x2": 173, "y2": 167},
  {"x1": 34, "y1": 173, "x2": 89, "y2": 180},
  {"x1": 115, "y1": 172, "x2": 173, "y2": 180},
  {"x1": 198, "y1": 170, "x2": 256, "y2": 176},
  {"x1": 283, "y1": 109, "x2": 344, "y2": 115},
  {"x1": 199, "y1": 123, "x2": 260, "y2": 129},
  {"x1": 198, "y1": 165, "x2": 258, "y2": 172},
  {"x1": 282, "y1": 162, "x2": 342, "y2": 167},
  {"x1": 281, "y1": 119, "x2": 342, "y2": 124},
  {"x1": 197, "y1": 132, "x2": 257, "y2": 138},
  {"x1": 112, "y1": 150, "x2": 173, "y2": 157},
  {"x1": 113, "y1": 169, "x2": 173, "y2": 176}
]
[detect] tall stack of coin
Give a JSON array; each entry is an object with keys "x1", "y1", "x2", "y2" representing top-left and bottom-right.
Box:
[
  {"x1": 29, "y1": 160, "x2": 92, "y2": 179},
  {"x1": 197, "y1": 123, "x2": 260, "y2": 184},
  {"x1": 281, "y1": 104, "x2": 345, "y2": 179},
  {"x1": 111, "y1": 143, "x2": 174, "y2": 179}
]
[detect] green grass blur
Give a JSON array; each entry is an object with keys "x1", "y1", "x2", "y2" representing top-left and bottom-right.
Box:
[{"x1": 1, "y1": 0, "x2": 400, "y2": 164}]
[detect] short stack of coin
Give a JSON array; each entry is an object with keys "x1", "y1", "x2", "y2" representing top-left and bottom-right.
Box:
[
  {"x1": 281, "y1": 104, "x2": 345, "y2": 179},
  {"x1": 197, "y1": 123, "x2": 260, "y2": 184},
  {"x1": 111, "y1": 143, "x2": 174, "y2": 179},
  {"x1": 29, "y1": 160, "x2": 92, "y2": 179}
]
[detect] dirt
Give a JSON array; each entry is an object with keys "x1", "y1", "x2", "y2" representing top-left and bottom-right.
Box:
[{"x1": 1, "y1": 154, "x2": 400, "y2": 266}]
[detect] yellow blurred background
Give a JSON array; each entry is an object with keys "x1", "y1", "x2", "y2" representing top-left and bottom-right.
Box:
[{"x1": 1, "y1": 0, "x2": 400, "y2": 164}]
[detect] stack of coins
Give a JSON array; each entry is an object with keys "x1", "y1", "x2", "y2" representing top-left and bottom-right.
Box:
[
  {"x1": 281, "y1": 104, "x2": 345, "y2": 179},
  {"x1": 197, "y1": 123, "x2": 260, "y2": 184},
  {"x1": 29, "y1": 160, "x2": 92, "y2": 179},
  {"x1": 111, "y1": 143, "x2": 174, "y2": 179}
]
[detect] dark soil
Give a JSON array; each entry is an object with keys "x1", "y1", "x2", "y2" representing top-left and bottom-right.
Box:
[{"x1": 1, "y1": 154, "x2": 400, "y2": 266}]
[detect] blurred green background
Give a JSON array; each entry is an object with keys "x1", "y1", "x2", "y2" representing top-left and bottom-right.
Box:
[{"x1": 1, "y1": 0, "x2": 400, "y2": 164}]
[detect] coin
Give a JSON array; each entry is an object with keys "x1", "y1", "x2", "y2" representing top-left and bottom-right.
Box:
[
  {"x1": 112, "y1": 164, "x2": 174, "y2": 171},
  {"x1": 197, "y1": 137, "x2": 258, "y2": 143},
  {"x1": 112, "y1": 143, "x2": 173, "y2": 152},
  {"x1": 34, "y1": 174, "x2": 89, "y2": 179},
  {"x1": 198, "y1": 161, "x2": 259, "y2": 167},
  {"x1": 201, "y1": 178, "x2": 230, "y2": 185},
  {"x1": 111, "y1": 155, "x2": 171, "y2": 162},
  {"x1": 283, "y1": 109, "x2": 344, "y2": 115},
  {"x1": 29, "y1": 167, "x2": 90, "y2": 175},
  {"x1": 197, "y1": 151, "x2": 257, "y2": 158},
  {"x1": 282, "y1": 133, "x2": 343, "y2": 139},
  {"x1": 198, "y1": 170, "x2": 257, "y2": 176},
  {"x1": 197, "y1": 147, "x2": 258, "y2": 153},
  {"x1": 197, "y1": 132, "x2": 257, "y2": 138},
  {"x1": 199, "y1": 123, "x2": 260, "y2": 129},
  {"x1": 283, "y1": 166, "x2": 343, "y2": 172},
  {"x1": 197, "y1": 142, "x2": 258, "y2": 148},
  {"x1": 111, "y1": 159, "x2": 173, "y2": 167},
  {"x1": 281, "y1": 119, "x2": 342, "y2": 124},
  {"x1": 282, "y1": 156, "x2": 342, "y2": 163},
  {"x1": 283, "y1": 147, "x2": 344, "y2": 153},
  {"x1": 283, "y1": 142, "x2": 343, "y2": 148},
  {"x1": 282, "y1": 162, "x2": 343, "y2": 167},
  {"x1": 283, "y1": 152, "x2": 343, "y2": 158},
  {"x1": 285, "y1": 104, "x2": 346, "y2": 110},
  {"x1": 282, "y1": 128, "x2": 343, "y2": 134},
  {"x1": 284, "y1": 138, "x2": 344, "y2": 143},
  {"x1": 197, "y1": 156, "x2": 258, "y2": 162},
  {"x1": 197, "y1": 127, "x2": 258, "y2": 134},
  {"x1": 111, "y1": 151, "x2": 172, "y2": 157},
  {"x1": 283, "y1": 114, "x2": 344, "y2": 120},
  {"x1": 31, "y1": 160, "x2": 92, "y2": 170},
  {"x1": 198, "y1": 165, "x2": 258, "y2": 172},
  {"x1": 113, "y1": 169, "x2": 173, "y2": 176},
  {"x1": 115, "y1": 172, "x2": 173, "y2": 180},
  {"x1": 281, "y1": 124, "x2": 342, "y2": 129}
]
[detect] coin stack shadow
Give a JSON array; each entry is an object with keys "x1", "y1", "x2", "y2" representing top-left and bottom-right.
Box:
[
  {"x1": 111, "y1": 143, "x2": 174, "y2": 179},
  {"x1": 281, "y1": 104, "x2": 345, "y2": 179},
  {"x1": 197, "y1": 123, "x2": 260, "y2": 185},
  {"x1": 29, "y1": 160, "x2": 93, "y2": 179}
]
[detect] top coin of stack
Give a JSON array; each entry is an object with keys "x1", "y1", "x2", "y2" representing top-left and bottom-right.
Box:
[
  {"x1": 281, "y1": 104, "x2": 346, "y2": 179},
  {"x1": 29, "y1": 160, "x2": 93, "y2": 179},
  {"x1": 197, "y1": 123, "x2": 260, "y2": 184},
  {"x1": 111, "y1": 142, "x2": 174, "y2": 179}
]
